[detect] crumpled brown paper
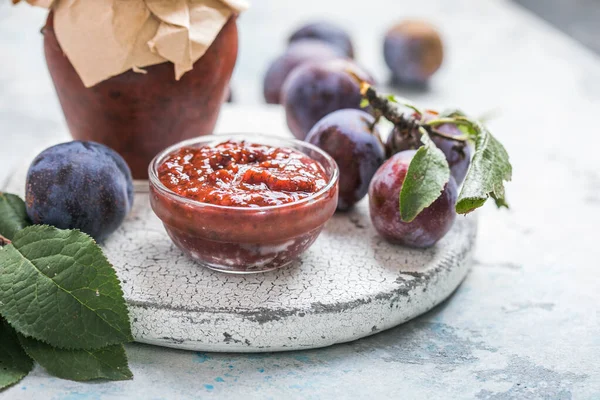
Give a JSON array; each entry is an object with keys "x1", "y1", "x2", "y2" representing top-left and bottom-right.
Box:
[{"x1": 24, "y1": 0, "x2": 248, "y2": 87}]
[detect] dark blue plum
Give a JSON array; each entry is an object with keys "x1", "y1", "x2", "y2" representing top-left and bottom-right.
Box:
[
  {"x1": 263, "y1": 40, "x2": 341, "y2": 104},
  {"x1": 384, "y1": 20, "x2": 444, "y2": 85},
  {"x1": 282, "y1": 59, "x2": 374, "y2": 140},
  {"x1": 306, "y1": 109, "x2": 385, "y2": 211},
  {"x1": 26, "y1": 141, "x2": 134, "y2": 241},
  {"x1": 289, "y1": 21, "x2": 354, "y2": 59}
]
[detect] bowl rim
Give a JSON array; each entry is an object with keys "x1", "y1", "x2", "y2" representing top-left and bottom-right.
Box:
[{"x1": 148, "y1": 133, "x2": 339, "y2": 212}]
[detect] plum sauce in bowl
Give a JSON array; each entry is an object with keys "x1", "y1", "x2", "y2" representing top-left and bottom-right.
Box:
[{"x1": 149, "y1": 135, "x2": 339, "y2": 274}]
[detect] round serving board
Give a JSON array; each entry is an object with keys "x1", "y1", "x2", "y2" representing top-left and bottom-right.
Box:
[{"x1": 3, "y1": 106, "x2": 477, "y2": 353}]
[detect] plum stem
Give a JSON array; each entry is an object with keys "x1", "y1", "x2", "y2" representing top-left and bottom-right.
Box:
[
  {"x1": 0, "y1": 234, "x2": 11, "y2": 247},
  {"x1": 349, "y1": 71, "x2": 469, "y2": 145},
  {"x1": 357, "y1": 79, "x2": 410, "y2": 126}
]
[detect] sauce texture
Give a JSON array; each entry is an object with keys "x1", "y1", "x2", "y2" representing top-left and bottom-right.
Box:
[{"x1": 157, "y1": 140, "x2": 328, "y2": 207}]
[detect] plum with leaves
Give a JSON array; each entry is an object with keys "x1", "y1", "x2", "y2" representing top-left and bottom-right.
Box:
[
  {"x1": 282, "y1": 59, "x2": 374, "y2": 139},
  {"x1": 306, "y1": 109, "x2": 385, "y2": 211},
  {"x1": 386, "y1": 112, "x2": 472, "y2": 185},
  {"x1": 289, "y1": 21, "x2": 354, "y2": 59},
  {"x1": 369, "y1": 150, "x2": 457, "y2": 248},
  {"x1": 384, "y1": 20, "x2": 444, "y2": 85},
  {"x1": 352, "y1": 73, "x2": 510, "y2": 228},
  {"x1": 263, "y1": 40, "x2": 341, "y2": 104},
  {"x1": 25, "y1": 141, "x2": 134, "y2": 241}
]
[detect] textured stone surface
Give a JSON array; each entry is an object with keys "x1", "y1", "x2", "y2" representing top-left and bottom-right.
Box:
[{"x1": 1, "y1": 0, "x2": 600, "y2": 398}]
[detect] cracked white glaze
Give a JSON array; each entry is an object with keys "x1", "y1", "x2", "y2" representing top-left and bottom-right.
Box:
[
  {"x1": 123, "y1": 194, "x2": 476, "y2": 352},
  {"x1": 6, "y1": 166, "x2": 476, "y2": 352}
]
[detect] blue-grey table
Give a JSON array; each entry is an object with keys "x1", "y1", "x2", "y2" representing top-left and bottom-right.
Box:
[{"x1": 1, "y1": 0, "x2": 599, "y2": 399}]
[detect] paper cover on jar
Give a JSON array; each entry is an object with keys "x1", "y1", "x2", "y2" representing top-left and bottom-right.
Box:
[{"x1": 21, "y1": 0, "x2": 249, "y2": 87}]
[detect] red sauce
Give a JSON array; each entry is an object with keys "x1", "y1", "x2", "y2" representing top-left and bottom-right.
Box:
[
  {"x1": 157, "y1": 141, "x2": 328, "y2": 207},
  {"x1": 149, "y1": 138, "x2": 339, "y2": 273}
]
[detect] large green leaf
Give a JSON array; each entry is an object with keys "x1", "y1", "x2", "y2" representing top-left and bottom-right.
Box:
[
  {"x1": 18, "y1": 335, "x2": 132, "y2": 382},
  {"x1": 0, "y1": 225, "x2": 133, "y2": 350},
  {"x1": 0, "y1": 193, "x2": 31, "y2": 241},
  {"x1": 456, "y1": 122, "x2": 512, "y2": 214},
  {"x1": 0, "y1": 319, "x2": 33, "y2": 390},
  {"x1": 399, "y1": 133, "x2": 450, "y2": 222}
]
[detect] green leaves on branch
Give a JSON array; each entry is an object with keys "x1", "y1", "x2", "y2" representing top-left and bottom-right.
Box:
[
  {"x1": 455, "y1": 121, "x2": 512, "y2": 213},
  {"x1": 432, "y1": 110, "x2": 512, "y2": 214},
  {"x1": 0, "y1": 194, "x2": 133, "y2": 387},
  {"x1": 0, "y1": 319, "x2": 33, "y2": 390},
  {"x1": 400, "y1": 132, "x2": 450, "y2": 222},
  {"x1": 401, "y1": 111, "x2": 512, "y2": 218},
  {"x1": 355, "y1": 79, "x2": 512, "y2": 220}
]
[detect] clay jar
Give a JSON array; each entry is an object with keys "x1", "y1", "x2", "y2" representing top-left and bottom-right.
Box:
[{"x1": 43, "y1": 12, "x2": 238, "y2": 179}]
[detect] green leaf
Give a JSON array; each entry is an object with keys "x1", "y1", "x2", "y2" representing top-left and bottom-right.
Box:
[
  {"x1": 456, "y1": 122, "x2": 512, "y2": 214},
  {"x1": 399, "y1": 132, "x2": 450, "y2": 222},
  {"x1": 359, "y1": 98, "x2": 370, "y2": 108},
  {"x1": 0, "y1": 225, "x2": 133, "y2": 350},
  {"x1": 0, "y1": 319, "x2": 33, "y2": 390},
  {"x1": 0, "y1": 193, "x2": 31, "y2": 241},
  {"x1": 18, "y1": 335, "x2": 132, "y2": 382}
]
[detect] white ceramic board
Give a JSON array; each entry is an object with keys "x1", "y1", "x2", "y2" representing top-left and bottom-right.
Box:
[{"x1": 3, "y1": 107, "x2": 476, "y2": 352}]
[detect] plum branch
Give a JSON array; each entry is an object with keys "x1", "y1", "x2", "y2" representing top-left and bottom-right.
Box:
[{"x1": 349, "y1": 71, "x2": 469, "y2": 146}]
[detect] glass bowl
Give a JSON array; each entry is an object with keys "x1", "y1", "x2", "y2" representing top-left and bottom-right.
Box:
[{"x1": 148, "y1": 134, "x2": 339, "y2": 274}]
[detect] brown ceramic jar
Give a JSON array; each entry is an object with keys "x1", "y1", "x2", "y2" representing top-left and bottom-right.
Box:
[{"x1": 43, "y1": 12, "x2": 238, "y2": 179}]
